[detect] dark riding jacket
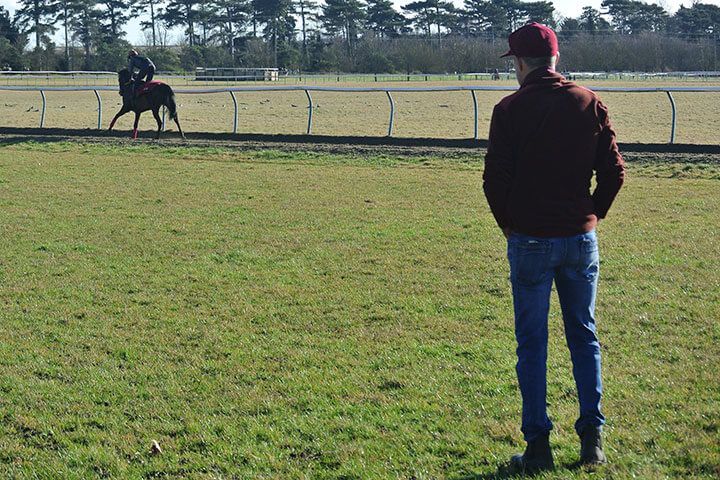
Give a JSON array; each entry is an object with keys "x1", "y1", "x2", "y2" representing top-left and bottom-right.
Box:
[{"x1": 128, "y1": 56, "x2": 155, "y2": 75}]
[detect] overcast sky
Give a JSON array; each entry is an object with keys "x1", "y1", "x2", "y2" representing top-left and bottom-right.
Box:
[{"x1": 0, "y1": 0, "x2": 714, "y2": 45}]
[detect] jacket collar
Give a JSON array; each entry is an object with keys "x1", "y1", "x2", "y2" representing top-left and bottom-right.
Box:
[{"x1": 521, "y1": 66, "x2": 563, "y2": 88}]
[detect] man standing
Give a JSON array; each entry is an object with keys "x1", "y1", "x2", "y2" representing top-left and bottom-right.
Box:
[{"x1": 483, "y1": 23, "x2": 625, "y2": 473}]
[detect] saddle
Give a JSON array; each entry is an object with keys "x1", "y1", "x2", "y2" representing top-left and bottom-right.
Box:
[{"x1": 135, "y1": 81, "x2": 163, "y2": 96}]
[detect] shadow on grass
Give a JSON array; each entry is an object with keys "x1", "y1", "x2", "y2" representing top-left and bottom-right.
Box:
[
  {"x1": 0, "y1": 127, "x2": 485, "y2": 149},
  {"x1": 453, "y1": 460, "x2": 586, "y2": 479},
  {"x1": 2, "y1": 127, "x2": 720, "y2": 156}
]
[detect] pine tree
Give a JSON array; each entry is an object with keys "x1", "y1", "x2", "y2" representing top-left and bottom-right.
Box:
[
  {"x1": 215, "y1": 0, "x2": 252, "y2": 55},
  {"x1": 294, "y1": 0, "x2": 319, "y2": 55},
  {"x1": 461, "y1": 0, "x2": 554, "y2": 37},
  {"x1": 98, "y1": 0, "x2": 133, "y2": 41},
  {"x1": 402, "y1": 0, "x2": 453, "y2": 43},
  {"x1": 462, "y1": 0, "x2": 507, "y2": 37},
  {"x1": 601, "y1": 0, "x2": 668, "y2": 34},
  {"x1": 196, "y1": 2, "x2": 220, "y2": 45},
  {"x1": 366, "y1": 0, "x2": 407, "y2": 38},
  {"x1": 522, "y1": 1, "x2": 555, "y2": 27},
  {"x1": 254, "y1": 0, "x2": 295, "y2": 66},
  {"x1": 14, "y1": 0, "x2": 59, "y2": 50},
  {"x1": 578, "y1": 6, "x2": 610, "y2": 34},
  {"x1": 322, "y1": 0, "x2": 365, "y2": 52},
  {"x1": 70, "y1": 0, "x2": 102, "y2": 68},
  {"x1": 0, "y1": 6, "x2": 21, "y2": 44},
  {"x1": 0, "y1": 6, "x2": 24, "y2": 69},
  {"x1": 402, "y1": 1, "x2": 433, "y2": 38},
  {"x1": 670, "y1": 3, "x2": 720, "y2": 38},
  {"x1": 56, "y1": 0, "x2": 85, "y2": 68},
  {"x1": 132, "y1": 0, "x2": 166, "y2": 47},
  {"x1": 163, "y1": 0, "x2": 202, "y2": 46}
]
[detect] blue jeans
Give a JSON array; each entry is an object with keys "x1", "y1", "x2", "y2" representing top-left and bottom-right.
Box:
[{"x1": 507, "y1": 230, "x2": 605, "y2": 441}]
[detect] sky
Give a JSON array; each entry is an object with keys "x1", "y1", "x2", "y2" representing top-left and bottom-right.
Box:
[{"x1": 0, "y1": 0, "x2": 715, "y2": 45}]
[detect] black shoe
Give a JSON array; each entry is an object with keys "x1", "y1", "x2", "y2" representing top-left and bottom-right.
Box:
[
  {"x1": 510, "y1": 433, "x2": 554, "y2": 474},
  {"x1": 579, "y1": 425, "x2": 607, "y2": 466}
]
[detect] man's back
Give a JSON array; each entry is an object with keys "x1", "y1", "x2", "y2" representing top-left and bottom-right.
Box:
[{"x1": 483, "y1": 67, "x2": 624, "y2": 237}]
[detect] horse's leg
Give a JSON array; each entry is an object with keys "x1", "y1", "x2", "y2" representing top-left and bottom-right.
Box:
[
  {"x1": 173, "y1": 115, "x2": 185, "y2": 140},
  {"x1": 152, "y1": 108, "x2": 162, "y2": 139},
  {"x1": 132, "y1": 112, "x2": 141, "y2": 139},
  {"x1": 108, "y1": 107, "x2": 128, "y2": 131}
]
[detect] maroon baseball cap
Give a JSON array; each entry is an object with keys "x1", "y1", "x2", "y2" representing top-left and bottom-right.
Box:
[{"x1": 501, "y1": 22, "x2": 559, "y2": 58}]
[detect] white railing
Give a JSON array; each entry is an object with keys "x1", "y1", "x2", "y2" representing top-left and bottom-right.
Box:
[{"x1": 2, "y1": 84, "x2": 720, "y2": 143}]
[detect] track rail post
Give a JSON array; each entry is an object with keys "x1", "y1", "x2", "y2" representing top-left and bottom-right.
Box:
[
  {"x1": 385, "y1": 91, "x2": 395, "y2": 137},
  {"x1": 229, "y1": 91, "x2": 238, "y2": 134},
  {"x1": 305, "y1": 89, "x2": 313, "y2": 135},
  {"x1": 471, "y1": 90, "x2": 479, "y2": 140},
  {"x1": 93, "y1": 89, "x2": 102, "y2": 129},
  {"x1": 39, "y1": 90, "x2": 46, "y2": 128},
  {"x1": 666, "y1": 91, "x2": 677, "y2": 144}
]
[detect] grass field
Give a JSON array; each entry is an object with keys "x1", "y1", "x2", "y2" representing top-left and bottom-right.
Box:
[
  {"x1": 0, "y1": 141, "x2": 718, "y2": 478},
  {"x1": 2, "y1": 78, "x2": 720, "y2": 144}
]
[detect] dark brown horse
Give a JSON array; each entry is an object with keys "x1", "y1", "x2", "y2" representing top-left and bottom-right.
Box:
[{"x1": 109, "y1": 68, "x2": 185, "y2": 139}]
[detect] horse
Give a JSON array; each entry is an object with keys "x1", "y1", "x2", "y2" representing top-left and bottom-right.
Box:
[{"x1": 109, "y1": 68, "x2": 185, "y2": 140}]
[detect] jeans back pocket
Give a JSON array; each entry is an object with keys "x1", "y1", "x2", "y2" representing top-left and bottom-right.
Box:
[{"x1": 509, "y1": 238, "x2": 552, "y2": 286}]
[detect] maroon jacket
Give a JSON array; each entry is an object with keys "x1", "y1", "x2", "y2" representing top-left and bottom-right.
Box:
[{"x1": 483, "y1": 67, "x2": 625, "y2": 237}]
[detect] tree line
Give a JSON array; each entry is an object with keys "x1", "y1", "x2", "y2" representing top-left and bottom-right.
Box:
[{"x1": 1, "y1": 0, "x2": 720, "y2": 73}]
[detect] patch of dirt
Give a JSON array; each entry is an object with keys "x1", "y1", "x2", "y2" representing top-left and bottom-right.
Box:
[
  {"x1": 1, "y1": 127, "x2": 719, "y2": 163},
  {"x1": 621, "y1": 151, "x2": 720, "y2": 165},
  {"x1": 0, "y1": 127, "x2": 487, "y2": 158}
]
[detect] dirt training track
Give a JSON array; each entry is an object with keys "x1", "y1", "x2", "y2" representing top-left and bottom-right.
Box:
[{"x1": 1, "y1": 127, "x2": 719, "y2": 163}]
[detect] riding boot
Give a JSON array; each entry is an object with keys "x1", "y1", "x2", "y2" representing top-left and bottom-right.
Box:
[
  {"x1": 579, "y1": 426, "x2": 607, "y2": 466},
  {"x1": 509, "y1": 432, "x2": 554, "y2": 474}
]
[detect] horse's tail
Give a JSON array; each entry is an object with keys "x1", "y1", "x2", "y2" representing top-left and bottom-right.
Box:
[
  {"x1": 165, "y1": 90, "x2": 179, "y2": 120},
  {"x1": 158, "y1": 84, "x2": 184, "y2": 139}
]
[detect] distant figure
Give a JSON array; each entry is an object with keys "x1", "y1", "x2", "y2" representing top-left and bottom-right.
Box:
[
  {"x1": 492, "y1": 68, "x2": 500, "y2": 81},
  {"x1": 483, "y1": 22, "x2": 625, "y2": 474},
  {"x1": 127, "y1": 49, "x2": 156, "y2": 97}
]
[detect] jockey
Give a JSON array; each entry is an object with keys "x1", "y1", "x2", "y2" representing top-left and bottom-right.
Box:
[{"x1": 127, "y1": 49, "x2": 156, "y2": 95}]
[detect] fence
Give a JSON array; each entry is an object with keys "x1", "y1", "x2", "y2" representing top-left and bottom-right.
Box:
[
  {"x1": 5, "y1": 70, "x2": 720, "y2": 87},
  {"x1": 0, "y1": 71, "x2": 512, "y2": 86},
  {"x1": 2, "y1": 84, "x2": 720, "y2": 143}
]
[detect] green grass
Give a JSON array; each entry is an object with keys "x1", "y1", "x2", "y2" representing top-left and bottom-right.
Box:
[{"x1": 0, "y1": 142, "x2": 718, "y2": 479}]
